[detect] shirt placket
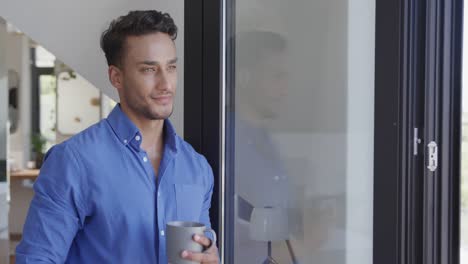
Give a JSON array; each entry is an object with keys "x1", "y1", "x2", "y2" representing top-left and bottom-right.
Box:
[
  {"x1": 127, "y1": 131, "x2": 176, "y2": 263},
  {"x1": 156, "y1": 149, "x2": 175, "y2": 263},
  {"x1": 132, "y1": 133, "x2": 162, "y2": 261},
  {"x1": 129, "y1": 134, "x2": 154, "y2": 183}
]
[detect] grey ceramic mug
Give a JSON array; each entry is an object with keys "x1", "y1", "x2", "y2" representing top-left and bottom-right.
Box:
[{"x1": 166, "y1": 221, "x2": 217, "y2": 264}]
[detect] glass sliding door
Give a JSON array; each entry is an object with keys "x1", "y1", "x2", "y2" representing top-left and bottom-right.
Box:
[
  {"x1": 224, "y1": 0, "x2": 375, "y2": 263},
  {"x1": 184, "y1": 0, "x2": 462, "y2": 263}
]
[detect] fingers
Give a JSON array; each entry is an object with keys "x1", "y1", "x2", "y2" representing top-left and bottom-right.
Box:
[
  {"x1": 180, "y1": 235, "x2": 218, "y2": 263},
  {"x1": 193, "y1": 234, "x2": 212, "y2": 248},
  {"x1": 181, "y1": 250, "x2": 218, "y2": 263}
]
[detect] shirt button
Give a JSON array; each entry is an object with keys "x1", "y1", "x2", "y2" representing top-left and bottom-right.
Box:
[
  {"x1": 160, "y1": 230, "x2": 165, "y2": 236},
  {"x1": 135, "y1": 135, "x2": 141, "y2": 141},
  {"x1": 123, "y1": 139, "x2": 128, "y2": 144},
  {"x1": 157, "y1": 191, "x2": 161, "y2": 197},
  {"x1": 143, "y1": 156, "x2": 148, "y2": 162}
]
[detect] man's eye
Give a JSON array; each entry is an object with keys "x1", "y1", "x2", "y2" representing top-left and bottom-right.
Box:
[
  {"x1": 142, "y1": 68, "x2": 155, "y2": 72},
  {"x1": 168, "y1": 65, "x2": 177, "y2": 71}
]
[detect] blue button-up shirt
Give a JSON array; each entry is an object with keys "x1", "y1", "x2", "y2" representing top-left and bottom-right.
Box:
[{"x1": 16, "y1": 105, "x2": 215, "y2": 263}]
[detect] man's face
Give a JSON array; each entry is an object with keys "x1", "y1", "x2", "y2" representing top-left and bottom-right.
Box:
[
  {"x1": 246, "y1": 53, "x2": 288, "y2": 120},
  {"x1": 111, "y1": 32, "x2": 177, "y2": 120}
]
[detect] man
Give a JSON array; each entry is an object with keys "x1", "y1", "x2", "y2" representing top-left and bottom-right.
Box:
[{"x1": 16, "y1": 10, "x2": 219, "y2": 264}]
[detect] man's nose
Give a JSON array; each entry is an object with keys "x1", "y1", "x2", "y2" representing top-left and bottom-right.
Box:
[{"x1": 158, "y1": 72, "x2": 171, "y2": 91}]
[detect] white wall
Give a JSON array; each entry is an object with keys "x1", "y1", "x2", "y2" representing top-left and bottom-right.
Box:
[
  {"x1": 6, "y1": 33, "x2": 31, "y2": 168},
  {"x1": 0, "y1": 20, "x2": 7, "y2": 161},
  {"x1": 0, "y1": 0, "x2": 185, "y2": 136},
  {"x1": 56, "y1": 72, "x2": 100, "y2": 135}
]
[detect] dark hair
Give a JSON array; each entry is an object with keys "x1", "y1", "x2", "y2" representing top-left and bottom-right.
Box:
[
  {"x1": 100, "y1": 10, "x2": 178, "y2": 67},
  {"x1": 235, "y1": 31, "x2": 287, "y2": 69}
]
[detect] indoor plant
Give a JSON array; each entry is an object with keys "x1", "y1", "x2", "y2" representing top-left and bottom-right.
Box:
[{"x1": 31, "y1": 133, "x2": 47, "y2": 169}]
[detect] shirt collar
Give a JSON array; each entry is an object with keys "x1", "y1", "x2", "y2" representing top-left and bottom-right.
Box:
[
  {"x1": 106, "y1": 104, "x2": 178, "y2": 154},
  {"x1": 164, "y1": 117, "x2": 178, "y2": 155}
]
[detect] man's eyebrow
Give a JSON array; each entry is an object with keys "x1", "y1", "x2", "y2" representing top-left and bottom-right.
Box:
[
  {"x1": 138, "y1": 60, "x2": 158, "y2": 66},
  {"x1": 137, "y1": 57, "x2": 178, "y2": 65}
]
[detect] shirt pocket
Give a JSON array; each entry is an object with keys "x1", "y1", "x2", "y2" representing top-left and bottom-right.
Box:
[{"x1": 174, "y1": 184, "x2": 205, "y2": 222}]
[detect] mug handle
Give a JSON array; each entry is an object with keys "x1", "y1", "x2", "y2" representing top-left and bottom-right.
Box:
[{"x1": 204, "y1": 227, "x2": 217, "y2": 249}]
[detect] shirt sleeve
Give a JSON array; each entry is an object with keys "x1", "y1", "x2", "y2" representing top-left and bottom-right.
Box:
[
  {"x1": 199, "y1": 158, "x2": 216, "y2": 244},
  {"x1": 15, "y1": 143, "x2": 88, "y2": 263}
]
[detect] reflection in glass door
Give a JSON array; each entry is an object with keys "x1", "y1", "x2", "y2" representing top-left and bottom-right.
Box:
[{"x1": 225, "y1": 0, "x2": 375, "y2": 263}]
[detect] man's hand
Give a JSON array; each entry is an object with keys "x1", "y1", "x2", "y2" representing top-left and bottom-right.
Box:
[{"x1": 181, "y1": 234, "x2": 219, "y2": 264}]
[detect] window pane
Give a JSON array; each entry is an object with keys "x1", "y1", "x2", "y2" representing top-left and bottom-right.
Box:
[{"x1": 228, "y1": 0, "x2": 375, "y2": 263}]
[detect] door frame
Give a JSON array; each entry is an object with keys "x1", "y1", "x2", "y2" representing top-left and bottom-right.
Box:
[
  {"x1": 184, "y1": 0, "x2": 224, "y2": 259},
  {"x1": 422, "y1": 0, "x2": 462, "y2": 263},
  {"x1": 373, "y1": 0, "x2": 427, "y2": 263}
]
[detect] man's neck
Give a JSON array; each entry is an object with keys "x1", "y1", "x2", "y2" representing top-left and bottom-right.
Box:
[{"x1": 120, "y1": 104, "x2": 165, "y2": 152}]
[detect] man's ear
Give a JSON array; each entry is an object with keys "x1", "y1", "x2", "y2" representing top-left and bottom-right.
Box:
[{"x1": 109, "y1": 65, "x2": 123, "y2": 90}]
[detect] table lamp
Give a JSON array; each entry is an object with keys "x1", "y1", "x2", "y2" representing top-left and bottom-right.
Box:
[{"x1": 249, "y1": 206, "x2": 298, "y2": 264}]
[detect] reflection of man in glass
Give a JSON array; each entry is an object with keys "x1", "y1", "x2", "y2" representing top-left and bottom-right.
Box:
[
  {"x1": 233, "y1": 30, "x2": 291, "y2": 263},
  {"x1": 233, "y1": 31, "x2": 341, "y2": 264}
]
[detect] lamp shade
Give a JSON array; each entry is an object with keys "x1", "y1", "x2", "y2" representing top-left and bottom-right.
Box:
[{"x1": 249, "y1": 207, "x2": 289, "y2": 241}]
